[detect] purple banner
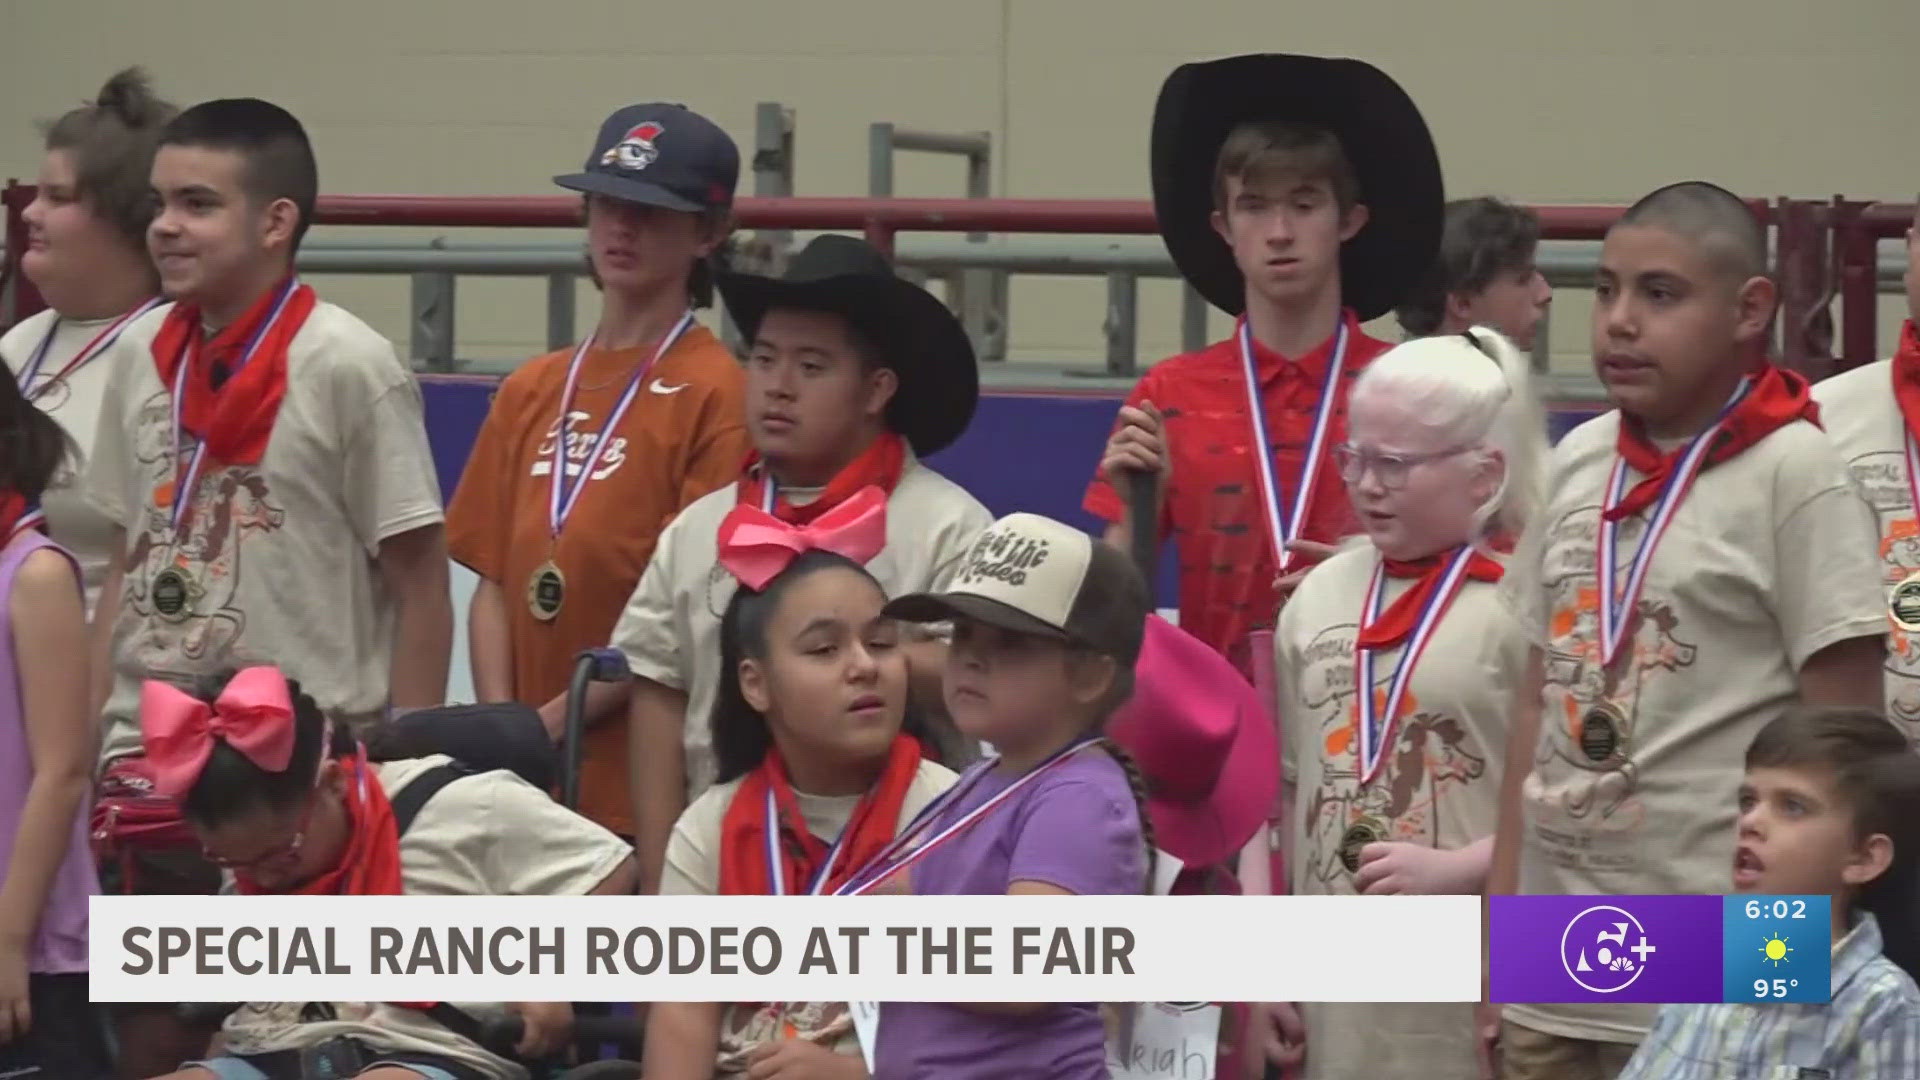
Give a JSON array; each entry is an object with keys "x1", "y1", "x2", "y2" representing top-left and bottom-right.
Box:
[{"x1": 1490, "y1": 895, "x2": 1724, "y2": 1004}]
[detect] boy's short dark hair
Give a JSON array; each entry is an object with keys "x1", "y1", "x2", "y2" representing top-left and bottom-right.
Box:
[
  {"x1": 42, "y1": 68, "x2": 177, "y2": 251},
  {"x1": 160, "y1": 98, "x2": 318, "y2": 250},
  {"x1": 1395, "y1": 197, "x2": 1541, "y2": 337},
  {"x1": 1211, "y1": 120, "x2": 1358, "y2": 216},
  {"x1": 1615, "y1": 180, "x2": 1767, "y2": 283}
]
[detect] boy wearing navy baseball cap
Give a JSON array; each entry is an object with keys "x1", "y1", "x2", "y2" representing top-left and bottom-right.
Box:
[{"x1": 446, "y1": 103, "x2": 750, "y2": 838}]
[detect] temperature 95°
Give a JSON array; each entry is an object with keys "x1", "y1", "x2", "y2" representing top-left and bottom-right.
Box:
[
  {"x1": 1755, "y1": 977, "x2": 1801, "y2": 999},
  {"x1": 1744, "y1": 898, "x2": 1807, "y2": 920}
]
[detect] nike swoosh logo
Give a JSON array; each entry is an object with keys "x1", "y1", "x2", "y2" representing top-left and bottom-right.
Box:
[{"x1": 648, "y1": 379, "x2": 688, "y2": 395}]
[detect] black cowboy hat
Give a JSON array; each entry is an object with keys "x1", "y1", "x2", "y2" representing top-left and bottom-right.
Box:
[
  {"x1": 1151, "y1": 53, "x2": 1444, "y2": 321},
  {"x1": 718, "y1": 235, "x2": 980, "y2": 456}
]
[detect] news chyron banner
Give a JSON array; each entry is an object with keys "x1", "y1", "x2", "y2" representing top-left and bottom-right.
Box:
[
  {"x1": 1489, "y1": 895, "x2": 1833, "y2": 1005},
  {"x1": 90, "y1": 894, "x2": 1829, "y2": 1004},
  {"x1": 93, "y1": 895, "x2": 1483, "y2": 1004}
]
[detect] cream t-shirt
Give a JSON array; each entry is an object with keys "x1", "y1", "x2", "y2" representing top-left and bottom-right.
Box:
[
  {"x1": 2, "y1": 308, "x2": 127, "y2": 614},
  {"x1": 83, "y1": 301, "x2": 446, "y2": 767},
  {"x1": 660, "y1": 757, "x2": 954, "y2": 1073},
  {"x1": 1276, "y1": 543, "x2": 1520, "y2": 1080},
  {"x1": 216, "y1": 755, "x2": 634, "y2": 1080},
  {"x1": 613, "y1": 459, "x2": 991, "y2": 800},
  {"x1": 1499, "y1": 412, "x2": 1886, "y2": 1043},
  {"x1": 1812, "y1": 359, "x2": 1920, "y2": 741}
]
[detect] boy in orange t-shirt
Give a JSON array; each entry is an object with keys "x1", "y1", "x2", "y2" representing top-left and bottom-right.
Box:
[{"x1": 446, "y1": 103, "x2": 749, "y2": 836}]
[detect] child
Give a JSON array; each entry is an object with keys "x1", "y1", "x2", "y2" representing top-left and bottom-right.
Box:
[
  {"x1": 615, "y1": 234, "x2": 990, "y2": 892},
  {"x1": 1274, "y1": 328, "x2": 1545, "y2": 1079},
  {"x1": 2, "y1": 68, "x2": 174, "y2": 613},
  {"x1": 83, "y1": 97, "x2": 451, "y2": 765},
  {"x1": 645, "y1": 507, "x2": 958, "y2": 1078},
  {"x1": 141, "y1": 666, "x2": 638, "y2": 1080},
  {"x1": 1085, "y1": 53, "x2": 1442, "y2": 675},
  {"x1": 865, "y1": 512, "x2": 1154, "y2": 1080},
  {"x1": 0, "y1": 359, "x2": 108, "y2": 1076},
  {"x1": 1621, "y1": 707, "x2": 1920, "y2": 1078},
  {"x1": 446, "y1": 102, "x2": 750, "y2": 838},
  {"x1": 1394, "y1": 197, "x2": 1553, "y2": 350},
  {"x1": 1811, "y1": 197, "x2": 1920, "y2": 742},
  {"x1": 1488, "y1": 181, "x2": 1890, "y2": 1080}
]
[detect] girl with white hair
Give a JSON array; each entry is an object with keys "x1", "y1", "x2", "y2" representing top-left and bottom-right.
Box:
[{"x1": 1272, "y1": 326, "x2": 1546, "y2": 1079}]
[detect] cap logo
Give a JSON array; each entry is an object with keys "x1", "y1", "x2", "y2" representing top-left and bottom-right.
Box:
[
  {"x1": 601, "y1": 121, "x2": 664, "y2": 172},
  {"x1": 956, "y1": 529, "x2": 1051, "y2": 588}
]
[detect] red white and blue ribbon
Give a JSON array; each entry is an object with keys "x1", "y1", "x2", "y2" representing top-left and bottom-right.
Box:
[
  {"x1": 835, "y1": 738, "x2": 1099, "y2": 896},
  {"x1": 1353, "y1": 547, "x2": 1476, "y2": 785},
  {"x1": 6, "y1": 503, "x2": 46, "y2": 545},
  {"x1": 1239, "y1": 318, "x2": 1348, "y2": 575},
  {"x1": 16, "y1": 297, "x2": 165, "y2": 401},
  {"x1": 1595, "y1": 380, "x2": 1751, "y2": 667},
  {"x1": 764, "y1": 786, "x2": 853, "y2": 897},
  {"x1": 170, "y1": 279, "x2": 301, "y2": 533},
  {"x1": 547, "y1": 310, "x2": 694, "y2": 539}
]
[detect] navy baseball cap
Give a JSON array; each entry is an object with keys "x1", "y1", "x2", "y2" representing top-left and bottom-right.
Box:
[{"x1": 554, "y1": 103, "x2": 739, "y2": 213}]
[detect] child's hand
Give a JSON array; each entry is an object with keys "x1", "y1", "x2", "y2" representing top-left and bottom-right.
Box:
[
  {"x1": 1254, "y1": 1001, "x2": 1305, "y2": 1073},
  {"x1": 506, "y1": 999, "x2": 574, "y2": 1058},
  {"x1": 0, "y1": 948, "x2": 27, "y2": 1044},
  {"x1": 1474, "y1": 1002, "x2": 1503, "y2": 1080},
  {"x1": 746, "y1": 1037, "x2": 866, "y2": 1079},
  {"x1": 1354, "y1": 841, "x2": 1477, "y2": 895},
  {"x1": 1273, "y1": 540, "x2": 1339, "y2": 600}
]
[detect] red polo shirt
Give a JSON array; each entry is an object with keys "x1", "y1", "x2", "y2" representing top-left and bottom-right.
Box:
[{"x1": 1084, "y1": 311, "x2": 1390, "y2": 672}]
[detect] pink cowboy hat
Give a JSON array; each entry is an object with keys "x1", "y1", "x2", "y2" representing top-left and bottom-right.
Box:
[{"x1": 1107, "y1": 615, "x2": 1279, "y2": 870}]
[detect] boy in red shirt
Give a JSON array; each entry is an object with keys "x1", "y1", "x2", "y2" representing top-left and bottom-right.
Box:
[{"x1": 1085, "y1": 54, "x2": 1443, "y2": 675}]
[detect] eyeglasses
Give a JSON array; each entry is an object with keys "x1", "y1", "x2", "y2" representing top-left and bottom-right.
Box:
[{"x1": 1333, "y1": 443, "x2": 1474, "y2": 490}]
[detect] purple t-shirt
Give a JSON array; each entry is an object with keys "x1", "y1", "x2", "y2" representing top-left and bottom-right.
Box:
[{"x1": 873, "y1": 748, "x2": 1146, "y2": 1080}]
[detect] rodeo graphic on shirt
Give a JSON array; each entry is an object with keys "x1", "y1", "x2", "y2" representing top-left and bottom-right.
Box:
[
  {"x1": 1531, "y1": 505, "x2": 1699, "y2": 875},
  {"x1": 121, "y1": 389, "x2": 287, "y2": 662},
  {"x1": 1836, "y1": 447, "x2": 1920, "y2": 738},
  {"x1": 1293, "y1": 620, "x2": 1490, "y2": 893}
]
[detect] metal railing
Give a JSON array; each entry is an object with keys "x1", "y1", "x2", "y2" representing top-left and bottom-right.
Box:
[{"x1": 4, "y1": 186, "x2": 1908, "y2": 385}]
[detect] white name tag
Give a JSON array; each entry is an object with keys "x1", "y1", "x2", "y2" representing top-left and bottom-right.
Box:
[
  {"x1": 849, "y1": 998, "x2": 881, "y2": 1073},
  {"x1": 1109, "y1": 1001, "x2": 1222, "y2": 1080}
]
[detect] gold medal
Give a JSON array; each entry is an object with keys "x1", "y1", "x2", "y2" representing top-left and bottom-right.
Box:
[
  {"x1": 1338, "y1": 820, "x2": 1381, "y2": 874},
  {"x1": 528, "y1": 561, "x2": 566, "y2": 621},
  {"x1": 152, "y1": 568, "x2": 193, "y2": 621},
  {"x1": 1578, "y1": 702, "x2": 1628, "y2": 766},
  {"x1": 1889, "y1": 572, "x2": 1920, "y2": 632}
]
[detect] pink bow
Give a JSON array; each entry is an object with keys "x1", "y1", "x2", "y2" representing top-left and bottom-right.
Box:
[
  {"x1": 716, "y1": 485, "x2": 890, "y2": 591},
  {"x1": 139, "y1": 666, "x2": 298, "y2": 802}
]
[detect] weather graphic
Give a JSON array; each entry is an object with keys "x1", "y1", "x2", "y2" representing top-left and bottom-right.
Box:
[
  {"x1": 1759, "y1": 933, "x2": 1793, "y2": 968},
  {"x1": 1723, "y1": 896, "x2": 1829, "y2": 1003}
]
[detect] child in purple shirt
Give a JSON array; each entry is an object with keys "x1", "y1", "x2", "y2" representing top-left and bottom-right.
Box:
[
  {"x1": 875, "y1": 513, "x2": 1154, "y2": 1080},
  {"x1": 0, "y1": 359, "x2": 106, "y2": 1077}
]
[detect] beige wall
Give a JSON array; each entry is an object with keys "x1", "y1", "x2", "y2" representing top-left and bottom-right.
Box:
[{"x1": 4, "y1": 0, "x2": 1916, "y2": 372}]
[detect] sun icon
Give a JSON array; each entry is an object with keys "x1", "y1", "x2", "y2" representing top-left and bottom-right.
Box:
[{"x1": 1759, "y1": 933, "x2": 1792, "y2": 967}]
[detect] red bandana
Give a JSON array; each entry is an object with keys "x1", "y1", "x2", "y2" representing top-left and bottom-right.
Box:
[
  {"x1": 1892, "y1": 320, "x2": 1920, "y2": 440},
  {"x1": 737, "y1": 432, "x2": 907, "y2": 525},
  {"x1": 1605, "y1": 365, "x2": 1819, "y2": 521},
  {"x1": 0, "y1": 492, "x2": 43, "y2": 546},
  {"x1": 233, "y1": 753, "x2": 402, "y2": 898},
  {"x1": 150, "y1": 279, "x2": 319, "y2": 467},
  {"x1": 718, "y1": 735, "x2": 924, "y2": 896},
  {"x1": 1356, "y1": 545, "x2": 1507, "y2": 650}
]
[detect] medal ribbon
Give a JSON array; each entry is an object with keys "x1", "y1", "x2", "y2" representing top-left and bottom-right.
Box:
[
  {"x1": 547, "y1": 311, "x2": 695, "y2": 540},
  {"x1": 1353, "y1": 547, "x2": 1477, "y2": 785},
  {"x1": 169, "y1": 279, "x2": 301, "y2": 533},
  {"x1": 1596, "y1": 379, "x2": 1751, "y2": 667},
  {"x1": 835, "y1": 739, "x2": 1098, "y2": 896},
  {"x1": 1239, "y1": 318, "x2": 1348, "y2": 575},
  {"x1": 16, "y1": 298, "x2": 166, "y2": 401},
  {"x1": 762, "y1": 786, "x2": 854, "y2": 897}
]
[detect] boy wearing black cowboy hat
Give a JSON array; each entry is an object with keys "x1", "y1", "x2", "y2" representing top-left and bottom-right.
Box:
[
  {"x1": 612, "y1": 234, "x2": 991, "y2": 891},
  {"x1": 445, "y1": 103, "x2": 749, "y2": 840},
  {"x1": 1084, "y1": 54, "x2": 1443, "y2": 678}
]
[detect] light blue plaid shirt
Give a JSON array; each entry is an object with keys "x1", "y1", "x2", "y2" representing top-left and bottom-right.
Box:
[{"x1": 1620, "y1": 913, "x2": 1920, "y2": 1080}]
